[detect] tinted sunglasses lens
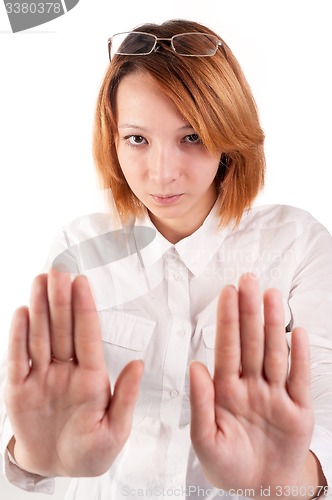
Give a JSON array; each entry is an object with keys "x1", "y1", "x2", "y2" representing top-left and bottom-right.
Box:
[
  {"x1": 112, "y1": 32, "x2": 155, "y2": 56},
  {"x1": 173, "y1": 33, "x2": 218, "y2": 56}
]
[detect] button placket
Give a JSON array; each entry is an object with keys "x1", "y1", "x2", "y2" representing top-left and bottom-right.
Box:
[{"x1": 161, "y1": 249, "x2": 191, "y2": 426}]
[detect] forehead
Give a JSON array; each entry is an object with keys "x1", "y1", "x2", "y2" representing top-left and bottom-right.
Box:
[{"x1": 115, "y1": 71, "x2": 187, "y2": 126}]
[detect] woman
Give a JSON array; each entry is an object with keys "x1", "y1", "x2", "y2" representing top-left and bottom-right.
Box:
[{"x1": 1, "y1": 19, "x2": 332, "y2": 500}]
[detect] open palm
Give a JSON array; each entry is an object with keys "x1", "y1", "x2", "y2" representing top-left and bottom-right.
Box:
[
  {"x1": 190, "y1": 274, "x2": 314, "y2": 496},
  {"x1": 5, "y1": 269, "x2": 143, "y2": 478}
]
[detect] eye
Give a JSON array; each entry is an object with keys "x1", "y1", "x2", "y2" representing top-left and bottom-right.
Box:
[
  {"x1": 182, "y1": 133, "x2": 202, "y2": 144},
  {"x1": 124, "y1": 135, "x2": 148, "y2": 147}
]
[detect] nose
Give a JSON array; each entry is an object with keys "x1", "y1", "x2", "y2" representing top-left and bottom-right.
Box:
[{"x1": 148, "y1": 145, "x2": 180, "y2": 183}]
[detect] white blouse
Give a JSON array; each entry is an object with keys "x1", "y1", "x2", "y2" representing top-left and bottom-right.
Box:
[{"x1": 1, "y1": 203, "x2": 332, "y2": 500}]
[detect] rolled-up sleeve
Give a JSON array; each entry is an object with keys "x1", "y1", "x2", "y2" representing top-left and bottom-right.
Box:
[{"x1": 288, "y1": 218, "x2": 332, "y2": 485}]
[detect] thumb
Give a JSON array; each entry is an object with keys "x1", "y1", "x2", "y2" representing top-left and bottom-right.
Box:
[
  {"x1": 190, "y1": 361, "x2": 216, "y2": 447},
  {"x1": 107, "y1": 360, "x2": 144, "y2": 446}
]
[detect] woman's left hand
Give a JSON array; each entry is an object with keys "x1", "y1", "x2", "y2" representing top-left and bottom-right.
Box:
[{"x1": 190, "y1": 273, "x2": 315, "y2": 498}]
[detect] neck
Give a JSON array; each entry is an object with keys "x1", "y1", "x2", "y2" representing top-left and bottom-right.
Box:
[{"x1": 149, "y1": 199, "x2": 216, "y2": 244}]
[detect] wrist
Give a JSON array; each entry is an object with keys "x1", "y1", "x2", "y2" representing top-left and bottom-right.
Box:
[
  {"x1": 7, "y1": 436, "x2": 59, "y2": 477},
  {"x1": 302, "y1": 451, "x2": 327, "y2": 499},
  {"x1": 258, "y1": 452, "x2": 327, "y2": 500},
  {"x1": 7, "y1": 436, "x2": 18, "y2": 463}
]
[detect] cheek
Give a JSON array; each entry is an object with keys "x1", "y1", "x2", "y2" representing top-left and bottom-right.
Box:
[
  {"x1": 118, "y1": 163, "x2": 144, "y2": 195},
  {"x1": 116, "y1": 148, "x2": 133, "y2": 183},
  {"x1": 195, "y1": 159, "x2": 220, "y2": 185},
  {"x1": 119, "y1": 166, "x2": 135, "y2": 188},
  {"x1": 116, "y1": 144, "x2": 142, "y2": 175}
]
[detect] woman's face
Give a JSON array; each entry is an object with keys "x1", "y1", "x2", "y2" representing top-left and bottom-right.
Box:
[{"x1": 115, "y1": 71, "x2": 221, "y2": 243}]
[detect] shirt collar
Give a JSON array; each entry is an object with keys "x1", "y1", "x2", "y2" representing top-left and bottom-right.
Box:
[
  {"x1": 134, "y1": 205, "x2": 230, "y2": 277},
  {"x1": 174, "y1": 204, "x2": 230, "y2": 276},
  {"x1": 134, "y1": 213, "x2": 173, "y2": 268}
]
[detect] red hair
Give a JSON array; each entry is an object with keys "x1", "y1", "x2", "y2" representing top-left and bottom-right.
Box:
[{"x1": 93, "y1": 19, "x2": 265, "y2": 227}]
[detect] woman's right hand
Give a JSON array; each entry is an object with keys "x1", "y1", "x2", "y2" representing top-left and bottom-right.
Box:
[{"x1": 4, "y1": 269, "x2": 143, "y2": 478}]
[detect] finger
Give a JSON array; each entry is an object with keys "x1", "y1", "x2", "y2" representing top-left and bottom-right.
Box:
[
  {"x1": 71, "y1": 275, "x2": 103, "y2": 370},
  {"x1": 263, "y1": 288, "x2": 289, "y2": 385},
  {"x1": 29, "y1": 274, "x2": 52, "y2": 369},
  {"x1": 214, "y1": 285, "x2": 241, "y2": 382},
  {"x1": 288, "y1": 327, "x2": 311, "y2": 407},
  {"x1": 189, "y1": 361, "x2": 216, "y2": 446},
  {"x1": 239, "y1": 273, "x2": 264, "y2": 377},
  {"x1": 7, "y1": 307, "x2": 30, "y2": 384},
  {"x1": 48, "y1": 268, "x2": 74, "y2": 361},
  {"x1": 107, "y1": 360, "x2": 144, "y2": 446}
]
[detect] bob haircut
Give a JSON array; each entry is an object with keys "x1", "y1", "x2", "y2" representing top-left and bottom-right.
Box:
[{"x1": 93, "y1": 19, "x2": 265, "y2": 227}]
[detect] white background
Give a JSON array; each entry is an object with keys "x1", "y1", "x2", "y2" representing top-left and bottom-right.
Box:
[{"x1": 0, "y1": 1, "x2": 331, "y2": 498}]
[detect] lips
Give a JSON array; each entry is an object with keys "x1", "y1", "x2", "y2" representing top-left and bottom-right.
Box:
[
  {"x1": 153, "y1": 193, "x2": 181, "y2": 198},
  {"x1": 151, "y1": 193, "x2": 183, "y2": 205}
]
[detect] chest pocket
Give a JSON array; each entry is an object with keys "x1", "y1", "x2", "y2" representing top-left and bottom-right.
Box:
[
  {"x1": 202, "y1": 325, "x2": 216, "y2": 376},
  {"x1": 98, "y1": 310, "x2": 156, "y2": 382}
]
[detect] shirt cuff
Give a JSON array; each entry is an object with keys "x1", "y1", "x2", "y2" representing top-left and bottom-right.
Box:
[
  {"x1": 310, "y1": 424, "x2": 332, "y2": 488},
  {"x1": 1, "y1": 416, "x2": 55, "y2": 494}
]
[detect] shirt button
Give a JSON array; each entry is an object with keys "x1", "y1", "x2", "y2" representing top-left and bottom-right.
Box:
[
  {"x1": 176, "y1": 329, "x2": 185, "y2": 337},
  {"x1": 170, "y1": 389, "x2": 179, "y2": 398},
  {"x1": 173, "y1": 273, "x2": 183, "y2": 280}
]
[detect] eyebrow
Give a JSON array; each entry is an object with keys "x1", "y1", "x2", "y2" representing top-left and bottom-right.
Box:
[{"x1": 117, "y1": 123, "x2": 195, "y2": 132}]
